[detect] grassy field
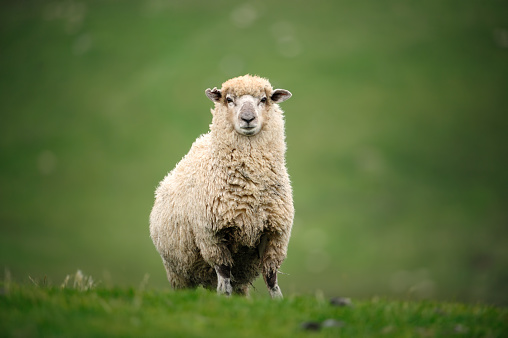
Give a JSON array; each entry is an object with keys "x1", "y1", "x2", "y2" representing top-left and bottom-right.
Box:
[
  {"x1": 1, "y1": 0, "x2": 508, "y2": 306},
  {"x1": 1, "y1": 274, "x2": 507, "y2": 338}
]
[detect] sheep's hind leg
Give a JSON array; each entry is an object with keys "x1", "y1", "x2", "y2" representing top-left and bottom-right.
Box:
[
  {"x1": 215, "y1": 264, "x2": 233, "y2": 296},
  {"x1": 264, "y1": 267, "x2": 283, "y2": 299},
  {"x1": 163, "y1": 260, "x2": 196, "y2": 289},
  {"x1": 233, "y1": 284, "x2": 250, "y2": 296}
]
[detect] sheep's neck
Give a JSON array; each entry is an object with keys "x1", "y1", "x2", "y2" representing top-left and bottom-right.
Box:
[{"x1": 211, "y1": 131, "x2": 285, "y2": 169}]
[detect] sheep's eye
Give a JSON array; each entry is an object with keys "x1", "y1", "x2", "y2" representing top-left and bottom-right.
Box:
[
  {"x1": 260, "y1": 97, "x2": 267, "y2": 103},
  {"x1": 226, "y1": 97, "x2": 234, "y2": 103}
]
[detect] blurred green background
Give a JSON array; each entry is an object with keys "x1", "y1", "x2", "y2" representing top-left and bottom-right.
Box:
[{"x1": 1, "y1": 0, "x2": 507, "y2": 305}]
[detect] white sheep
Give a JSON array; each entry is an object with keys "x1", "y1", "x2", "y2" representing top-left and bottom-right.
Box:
[{"x1": 149, "y1": 75, "x2": 293, "y2": 298}]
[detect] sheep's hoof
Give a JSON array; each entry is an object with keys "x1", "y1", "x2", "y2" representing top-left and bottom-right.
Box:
[
  {"x1": 215, "y1": 265, "x2": 233, "y2": 296},
  {"x1": 269, "y1": 285, "x2": 283, "y2": 299},
  {"x1": 216, "y1": 274, "x2": 233, "y2": 296},
  {"x1": 217, "y1": 279, "x2": 232, "y2": 296}
]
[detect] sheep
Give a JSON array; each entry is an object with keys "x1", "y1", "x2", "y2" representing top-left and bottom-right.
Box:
[{"x1": 149, "y1": 74, "x2": 293, "y2": 298}]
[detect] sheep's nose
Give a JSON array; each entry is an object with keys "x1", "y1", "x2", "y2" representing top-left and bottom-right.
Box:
[
  {"x1": 242, "y1": 114, "x2": 255, "y2": 124},
  {"x1": 240, "y1": 106, "x2": 256, "y2": 124}
]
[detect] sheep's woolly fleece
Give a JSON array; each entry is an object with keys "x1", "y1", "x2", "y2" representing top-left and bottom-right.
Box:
[
  {"x1": 220, "y1": 75, "x2": 273, "y2": 98},
  {"x1": 150, "y1": 74, "x2": 294, "y2": 295}
]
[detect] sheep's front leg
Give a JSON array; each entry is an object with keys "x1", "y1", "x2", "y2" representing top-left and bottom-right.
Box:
[
  {"x1": 215, "y1": 264, "x2": 233, "y2": 296},
  {"x1": 194, "y1": 229, "x2": 234, "y2": 296},
  {"x1": 260, "y1": 233, "x2": 287, "y2": 299}
]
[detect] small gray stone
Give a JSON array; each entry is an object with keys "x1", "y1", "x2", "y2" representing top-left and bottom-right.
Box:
[
  {"x1": 330, "y1": 297, "x2": 352, "y2": 307},
  {"x1": 454, "y1": 324, "x2": 469, "y2": 334},
  {"x1": 322, "y1": 319, "x2": 344, "y2": 328},
  {"x1": 434, "y1": 308, "x2": 447, "y2": 316}
]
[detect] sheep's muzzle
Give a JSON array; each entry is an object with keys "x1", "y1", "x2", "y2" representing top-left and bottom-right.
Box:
[{"x1": 237, "y1": 101, "x2": 259, "y2": 136}]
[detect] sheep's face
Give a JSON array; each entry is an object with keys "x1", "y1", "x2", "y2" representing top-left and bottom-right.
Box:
[
  {"x1": 205, "y1": 86, "x2": 292, "y2": 137},
  {"x1": 227, "y1": 94, "x2": 265, "y2": 136}
]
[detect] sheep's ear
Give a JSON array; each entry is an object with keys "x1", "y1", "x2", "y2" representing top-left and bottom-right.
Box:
[
  {"x1": 271, "y1": 89, "x2": 292, "y2": 103},
  {"x1": 205, "y1": 87, "x2": 222, "y2": 102}
]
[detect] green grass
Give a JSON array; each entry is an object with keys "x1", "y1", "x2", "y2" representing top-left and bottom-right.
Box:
[{"x1": 1, "y1": 277, "x2": 507, "y2": 338}]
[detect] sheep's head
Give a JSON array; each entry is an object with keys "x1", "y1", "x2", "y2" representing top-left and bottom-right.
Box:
[{"x1": 205, "y1": 75, "x2": 291, "y2": 137}]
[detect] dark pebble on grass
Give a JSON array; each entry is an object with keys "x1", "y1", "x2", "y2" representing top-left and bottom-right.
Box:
[
  {"x1": 300, "y1": 321, "x2": 321, "y2": 331},
  {"x1": 330, "y1": 297, "x2": 352, "y2": 307}
]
